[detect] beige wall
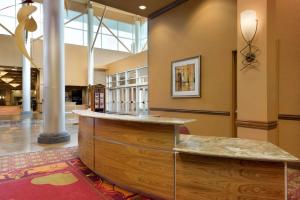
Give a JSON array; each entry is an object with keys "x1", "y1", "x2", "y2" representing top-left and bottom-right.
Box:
[
  {"x1": 31, "y1": 39, "x2": 131, "y2": 86},
  {"x1": 276, "y1": 0, "x2": 300, "y2": 157},
  {"x1": 236, "y1": 0, "x2": 279, "y2": 144},
  {"x1": 235, "y1": 0, "x2": 300, "y2": 157},
  {"x1": 0, "y1": 34, "x2": 22, "y2": 67},
  {"x1": 94, "y1": 70, "x2": 106, "y2": 85},
  {"x1": 148, "y1": 0, "x2": 237, "y2": 137},
  {"x1": 105, "y1": 51, "x2": 148, "y2": 75}
]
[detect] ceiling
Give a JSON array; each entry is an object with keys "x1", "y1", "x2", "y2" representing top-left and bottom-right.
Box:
[
  {"x1": 0, "y1": 67, "x2": 38, "y2": 90},
  {"x1": 91, "y1": 0, "x2": 176, "y2": 17}
]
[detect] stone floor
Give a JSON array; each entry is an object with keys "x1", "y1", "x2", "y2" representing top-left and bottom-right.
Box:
[{"x1": 0, "y1": 113, "x2": 78, "y2": 156}]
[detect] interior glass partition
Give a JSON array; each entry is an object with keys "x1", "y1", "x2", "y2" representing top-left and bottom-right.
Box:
[{"x1": 106, "y1": 66, "x2": 148, "y2": 115}]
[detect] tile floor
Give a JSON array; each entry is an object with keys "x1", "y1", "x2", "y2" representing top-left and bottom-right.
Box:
[{"x1": 0, "y1": 113, "x2": 78, "y2": 156}]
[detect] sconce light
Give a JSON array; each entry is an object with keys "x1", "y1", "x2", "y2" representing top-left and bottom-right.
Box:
[{"x1": 240, "y1": 10, "x2": 259, "y2": 70}]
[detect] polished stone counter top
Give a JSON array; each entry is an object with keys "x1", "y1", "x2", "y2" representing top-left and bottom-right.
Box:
[
  {"x1": 73, "y1": 110, "x2": 195, "y2": 125},
  {"x1": 175, "y1": 135, "x2": 299, "y2": 162}
]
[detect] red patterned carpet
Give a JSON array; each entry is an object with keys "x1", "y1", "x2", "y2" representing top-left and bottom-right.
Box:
[
  {"x1": 0, "y1": 147, "x2": 299, "y2": 200},
  {"x1": 288, "y1": 165, "x2": 300, "y2": 200},
  {"x1": 0, "y1": 147, "x2": 152, "y2": 200}
]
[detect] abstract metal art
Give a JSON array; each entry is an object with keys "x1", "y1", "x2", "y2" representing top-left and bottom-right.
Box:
[{"x1": 14, "y1": 0, "x2": 70, "y2": 68}]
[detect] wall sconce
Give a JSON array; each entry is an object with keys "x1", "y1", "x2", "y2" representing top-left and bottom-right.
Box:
[{"x1": 240, "y1": 10, "x2": 259, "y2": 70}]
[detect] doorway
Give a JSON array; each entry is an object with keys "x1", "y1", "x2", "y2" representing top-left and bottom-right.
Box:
[{"x1": 232, "y1": 51, "x2": 237, "y2": 137}]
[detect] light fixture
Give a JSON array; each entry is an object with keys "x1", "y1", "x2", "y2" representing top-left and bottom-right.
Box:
[
  {"x1": 139, "y1": 5, "x2": 147, "y2": 10},
  {"x1": 240, "y1": 10, "x2": 259, "y2": 70},
  {"x1": 1, "y1": 78, "x2": 14, "y2": 83},
  {"x1": 0, "y1": 71, "x2": 8, "y2": 77},
  {"x1": 10, "y1": 83, "x2": 20, "y2": 88}
]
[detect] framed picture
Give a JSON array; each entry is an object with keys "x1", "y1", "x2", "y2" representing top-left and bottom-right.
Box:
[{"x1": 171, "y1": 56, "x2": 201, "y2": 97}]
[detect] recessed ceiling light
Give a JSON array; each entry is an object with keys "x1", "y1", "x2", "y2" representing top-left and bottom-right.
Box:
[
  {"x1": 0, "y1": 71, "x2": 8, "y2": 77},
  {"x1": 1, "y1": 78, "x2": 14, "y2": 83},
  {"x1": 10, "y1": 83, "x2": 20, "y2": 88},
  {"x1": 139, "y1": 5, "x2": 147, "y2": 10}
]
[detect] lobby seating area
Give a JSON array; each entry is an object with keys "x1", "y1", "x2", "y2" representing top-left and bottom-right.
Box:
[{"x1": 0, "y1": 0, "x2": 299, "y2": 199}]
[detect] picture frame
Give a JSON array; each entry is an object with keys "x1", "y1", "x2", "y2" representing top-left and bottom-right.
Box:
[{"x1": 171, "y1": 56, "x2": 201, "y2": 98}]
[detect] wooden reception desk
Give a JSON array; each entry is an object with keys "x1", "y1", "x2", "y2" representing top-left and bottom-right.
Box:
[{"x1": 74, "y1": 110, "x2": 298, "y2": 200}]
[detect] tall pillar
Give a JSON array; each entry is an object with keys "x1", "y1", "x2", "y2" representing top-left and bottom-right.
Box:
[
  {"x1": 237, "y1": 0, "x2": 278, "y2": 144},
  {"x1": 38, "y1": 0, "x2": 70, "y2": 144},
  {"x1": 22, "y1": 35, "x2": 31, "y2": 115},
  {"x1": 87, "y1": 3, "x2": 94, "y2": 86}
]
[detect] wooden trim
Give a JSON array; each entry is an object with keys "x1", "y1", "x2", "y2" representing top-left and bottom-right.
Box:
[
  {"x1": 236, "y1": 120, "x2": 278, "y2": 130},
  {"x1": 148, "y1": 0, "x2": 188, "y2": 19},
  {"x1": 278, "y1": 114, "x2": 300, "y2": 121},
  {"x1": 149, "y1": 107, "x2": 230, "y2": 116}
]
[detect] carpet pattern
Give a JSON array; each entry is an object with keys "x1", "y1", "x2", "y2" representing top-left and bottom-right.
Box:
[
  {"x1": 288, "y1": 165, "x2": 300, "y2": 200},
  {"x1": 0, "y1": 147, "x2": 299, "y2": 200},
  {"x1": 0, "y1": 147, "x2": 152, "y2": 200},
  {"x1": 0, "y1": 147, "x2": 78, "y2": 172}
]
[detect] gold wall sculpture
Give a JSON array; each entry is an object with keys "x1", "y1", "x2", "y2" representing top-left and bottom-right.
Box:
[{"x1": 14, "y1": 4, "x2": 37, "y2": 67}]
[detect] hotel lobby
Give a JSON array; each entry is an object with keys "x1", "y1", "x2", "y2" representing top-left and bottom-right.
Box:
[{"x1": 0, "y1": 0, "x2": 299, "y2": 199}]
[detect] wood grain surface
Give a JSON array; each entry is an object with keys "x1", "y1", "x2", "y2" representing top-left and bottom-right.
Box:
[
  {"x1": 95, "y1": 118, "x2": 175, "y2": 150},
  {"x1": 176, "y1": 153, "x2": 285, "y2": 200},
  {"x1": 95, "y1": 137, "x2": 175, "y2": 199},
  {"x1": 78, "y1": 116, "x2": 95, "y2": 170}
]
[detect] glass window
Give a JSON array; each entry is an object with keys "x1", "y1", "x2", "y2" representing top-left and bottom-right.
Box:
[
  {"x1": 118, "y1": 38, "x2": 133, "y2": 52},
  {"x1": 0, "y1": 1, "x2": 148, "y2": 53},
  {"x1": 64, "y1": 27, "x2": 83, "y2": 46},
  {"x1": 118, "y1": 22, "x2": 133, "y2": 39},
  {"x1": 102, "y1": 34, "x2": 117, "y2": 50},
  {"x1": 0, "y1": 1, "x2": 15, "y2": 17},
  {"x1": 0, "y1": 15, "x2": 15, "y2": 34},
  {"x1": 65, "y1": 10, "x2": 83, "y2": 30},
  {"x1": 83, "y1": 30, "x2": 87, "y2": 46},
  {"x1": 141, "y1": 21, "x2": 148, "y2": 40},
  {"x1": 103, "y1": 18, "x2": 117, "y2": 35}
]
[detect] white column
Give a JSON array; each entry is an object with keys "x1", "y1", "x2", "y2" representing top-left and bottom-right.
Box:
[
  {"x1": 22, "y1": 35, "x2": 31, "y2": 115},
  {"x1": 87, "y1": 4, "x2": 94, "y2": 86},
  {"x1": 38, "y1": 0, "x2": 70, "y2": 144}
]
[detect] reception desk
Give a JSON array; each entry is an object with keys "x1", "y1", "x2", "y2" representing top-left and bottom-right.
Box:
[{"x1": 74, "y1": 110, "x2": 298, "y2": 200}]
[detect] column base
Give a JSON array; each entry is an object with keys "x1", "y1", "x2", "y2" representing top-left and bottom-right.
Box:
[{"x1": 38, "y1": 133, "x2": 70, "y2": 144}]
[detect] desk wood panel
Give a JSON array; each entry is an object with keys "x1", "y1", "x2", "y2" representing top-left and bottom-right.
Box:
[
  {"x1": 95, "y1": 138, "x2": 174, "y2": 200},
  {"x1": 95, "y1": 118, "x2": 175, "y2": 150},
  {"x1": 78, "y1": 116, "x2": 94, "y2": 170},
  {"x1": 176, "y1": 153, "x2": 285, "y2": 200}
]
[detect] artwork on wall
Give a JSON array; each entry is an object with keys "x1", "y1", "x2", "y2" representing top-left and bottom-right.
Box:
[{"x1": 171, "y1": 56, "x2": 201, "y2": 97}]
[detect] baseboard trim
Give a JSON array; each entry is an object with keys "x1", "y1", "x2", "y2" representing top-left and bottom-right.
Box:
[
  {"x1": 236, "y1": 120, "x2": 278, "y2": 130},
  {"x1": 278, "y1": 114, "x2": 300, "y2": 121},
  {"x1": 149, "y1": 107, "x2": 230, "y2": 116}
]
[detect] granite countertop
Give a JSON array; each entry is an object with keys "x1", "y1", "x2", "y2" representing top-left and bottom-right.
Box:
[
  {"x1": 73, "y1": 110, "x2": 195, "y2": 125},
  {"x1": 175, "y1": 135, "x2": 299, "y2": 162}
]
